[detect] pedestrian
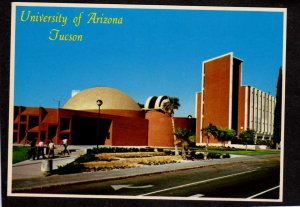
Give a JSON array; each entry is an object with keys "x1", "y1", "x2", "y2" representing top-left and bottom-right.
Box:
[
  {"x1": 62, "y1": 138, "x2": 70, "y2": 155},
  {"x1": 37, "y1": 139, "x2": 46, "y2": 159},
  {"x1": 28, "y1": 138, "x2": 37, "y2": 160},
  {"x1": 48, "y1": 140, "x2": 55, "y2": 158},
  {"x1": 23, "y1": 130, "x2": 28, "y2": 145}
]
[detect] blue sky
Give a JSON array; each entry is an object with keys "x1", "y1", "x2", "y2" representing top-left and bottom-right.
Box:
[{"x1": 13, "y1": 4, "x2": 285, "y2": 117}]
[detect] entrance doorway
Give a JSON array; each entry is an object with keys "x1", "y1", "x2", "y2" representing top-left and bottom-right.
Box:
[{"x1": 71, "y1": 116, "x2": 112, "y2": 145}]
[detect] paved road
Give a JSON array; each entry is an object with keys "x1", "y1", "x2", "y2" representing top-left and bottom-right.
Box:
[{"x1": 23, "y1": 155, "x2": 280, "y2": 200}]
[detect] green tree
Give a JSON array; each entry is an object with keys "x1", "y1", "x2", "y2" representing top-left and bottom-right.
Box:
[
  {"x1": 239, "y1": 128, "x2": 255, "y2": 151},
  {"x1": 174, "y1": 128, "x2": 194, "y2": 159},
  {"x1": 201, "y1": 123, "x2": 218, "y2": 159},
  {"x1": 162, "y1": 96, "x2": 180, "y2": 156},
  {"x1": 137, "y1": 102, "x2": 145, "y2": 108},
  {"x1": 217, "y1": 128, "x2": 236, "y2": 148},
  {"x1": 273, "y1": 67, "x2": 282, "y2": 149}
]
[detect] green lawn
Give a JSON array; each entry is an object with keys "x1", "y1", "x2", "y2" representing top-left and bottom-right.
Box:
[
  {"x1": 205, "y1": 149, "x2": 280, "y2": 156},
  {"x1": 13, "y1": 146, "x2": 30, "y2": 164}
]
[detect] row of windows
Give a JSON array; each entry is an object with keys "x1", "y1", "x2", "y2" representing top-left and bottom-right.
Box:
[{"x1": 249, "y1": 87, "x2": 276, "y2": 134}]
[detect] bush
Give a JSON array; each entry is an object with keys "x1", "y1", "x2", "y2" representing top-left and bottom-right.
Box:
[
  {"x1": 140, "y1": 147, "x2": 155, "y2": 152},
  {"x1": 57, "y1": 153, "x2": 97, "y2": 174},
  {"x1": 75, "y1": 153, "x2": 96, "y2": 163},
  {"x1": 188, "y1": 151, "x2": 204, "y2": 159},
  {"x1": 207, "y1": 152, "x2": 222, "y2": 159},
  {"x1": 90, "y1": 147, "x2": 157, "y2": 154},
  {"x1": 231, "y1": 137, "x2": 242, "y2": 144},
  {"x1": 222, "y1": 153, "x2": 230, "y2": 158},
  {"x1": 57, "y1": 162, "x2": 83, "y2": 174},
  {"x1": 163, "y1": 149, "x2": 175, "y2": 155},
  {"x1": 256, "y1": 139, "x2": 273, "y2": 147}
]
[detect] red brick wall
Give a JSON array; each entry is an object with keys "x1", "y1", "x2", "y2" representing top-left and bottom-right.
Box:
[
  {"x1": 13, "y1": 106, "x2": 60, "y2": 144},
  {"x1": 110, "y1": 116, "x2": 148, "y2": 146},
  {"x1": 174, "y1": 117, "x2": 196, "y2": 132},
  {"x1": 202, "y1": 54, "x2": 231, "y2": 144},
  {"x1": 202, "y1": 54, "x2": 231, "y2": 129},
  {"x1": 196, "y1": 92, "x2": 202, "y2": 144},
  {"x1": 13, "y1": 107, "x2": 149, "y2": 146},
  {"x1": 146, "y1": 111, "x2": 174, "y2": 147},
  {"x1": 146, "y1": 111, "x2": 196, "y2": 147},
  {"x1": 238, "y1": 86, "x2": 246, "y2": 136}
]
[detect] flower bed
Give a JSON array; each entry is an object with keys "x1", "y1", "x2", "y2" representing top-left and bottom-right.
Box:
[{"x1": 83, "y1": 153, "x2": 182, "y2": 171}]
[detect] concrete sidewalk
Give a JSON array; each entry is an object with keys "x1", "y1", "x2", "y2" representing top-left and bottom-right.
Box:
[
  {"x1": 11, "y1": 152, "x2": 276, "y2": 192},
  {"x1": 12, "y1": 145, "x2": 88, "y2": 179}
]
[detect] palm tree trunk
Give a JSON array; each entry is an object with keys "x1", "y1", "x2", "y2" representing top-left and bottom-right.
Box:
[
  {"x1": 171, "y1": 115, "x2": 179, "y2": 156},
  {"x1": 182, "y1": 146, "x2": 186, "y2": 160},
  {"x1": 204, "y1": 137, "x2": 209, "y2": 160}
]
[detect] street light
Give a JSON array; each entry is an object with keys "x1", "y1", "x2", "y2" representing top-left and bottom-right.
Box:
[{"x1": 96, "y1": 99, "x2": 103, "y2": 149}]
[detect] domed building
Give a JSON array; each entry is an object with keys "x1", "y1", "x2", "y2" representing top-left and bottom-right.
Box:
[
  {"x1": 12, "y1": 86, "x2": 195, "y2": 147},
  {"x1": 63, "y1": 87, "x2": 144, "y2": 118}
]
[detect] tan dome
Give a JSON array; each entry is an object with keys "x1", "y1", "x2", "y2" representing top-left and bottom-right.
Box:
[{"x1": 63, "y1": 87, "x2": 141, "y2": 111}]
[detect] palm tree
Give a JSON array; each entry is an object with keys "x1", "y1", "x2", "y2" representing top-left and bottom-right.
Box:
[
  {"x1": 201, "y1": 123, "x2": 218, "y2": 159},
  {"x1": 162, "y1": 96, "x2": 180, "y2": 156},
  {"x1": 174, "y1": 128, "x2": 194, "y2": 159}
]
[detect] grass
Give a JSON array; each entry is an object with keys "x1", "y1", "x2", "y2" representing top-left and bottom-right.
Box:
[
  {"x1": 13, "y1": 146, "x2": 30, "y2": 164},
  {"x1": 203, "y1": 149, "x2": 280, "y2": 156},
  {"x1": 226, "y1": 150, "x2": 280, "y2": 156}
]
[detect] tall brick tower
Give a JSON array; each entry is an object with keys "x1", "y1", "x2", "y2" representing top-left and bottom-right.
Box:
[{"x1": 196, "y1": 52, "x2": 275, "y2": 145}]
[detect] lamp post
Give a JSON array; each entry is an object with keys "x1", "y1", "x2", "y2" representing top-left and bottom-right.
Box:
[{"x1": 96, "y1": 99, "x2": 103, "y2": 149}]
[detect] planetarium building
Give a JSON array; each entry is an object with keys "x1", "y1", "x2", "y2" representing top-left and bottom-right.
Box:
[{"x1": 13, "y1": 87, "x2": 195, "y2": 147}]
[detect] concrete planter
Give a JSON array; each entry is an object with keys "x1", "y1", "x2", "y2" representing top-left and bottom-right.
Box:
[{"x1": 41, "y1": 159, "x2": 53, "y2": 175}]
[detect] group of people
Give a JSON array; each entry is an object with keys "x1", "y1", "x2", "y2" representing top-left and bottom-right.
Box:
[
  {"x1": 26, "y1": 138, "x2": 69, "y2": 160},
  {"x1": 27, "y1": 139, "x2": 55, "y2": 160}
]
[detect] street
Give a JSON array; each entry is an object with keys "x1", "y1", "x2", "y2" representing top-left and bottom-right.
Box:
[{"x1": 25, "y1": 155, "x2": 280, "y2": 200}]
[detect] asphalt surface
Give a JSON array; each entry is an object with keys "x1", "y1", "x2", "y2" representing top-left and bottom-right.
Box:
[
  {"x1": 11, "y1": 149, "x2": 279, "y2": 199},
  {"x1": 23, "y1": 158, "x2": 280, "y2": 200}
]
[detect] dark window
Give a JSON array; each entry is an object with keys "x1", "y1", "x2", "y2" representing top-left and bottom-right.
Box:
[
  {"x1": 20, "y1": 115, "x2": 27, "y2": 122},
  {"x1": 48, "y1": 125, "x2": 57, "y2": 140},
  {"x1": 28, "y1": 116, "x2": 39, "y2": 129},
  {"x1": 60, "y1": 118, "x2": 70, "y2": 131}
]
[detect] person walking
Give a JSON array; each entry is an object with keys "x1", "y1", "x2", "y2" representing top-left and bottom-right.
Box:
[
  {"x1": 62, "y1": 138, "x2": 70, "y2": 155},
  {"x1": 48, "y1": 140, "x2": 55, "y2": 158},
  {"x1": 37, "y1": 140, "x2": 46, "y2": 159},
  {"x1": 28, "y1": 138, "x2": 37, "y2": 160},
  {"x1": 23, "y1": 130, "x2": 28, "y2": 145}
]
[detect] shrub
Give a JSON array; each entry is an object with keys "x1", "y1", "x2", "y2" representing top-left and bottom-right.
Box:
[
  {"x1": 75, "y1": 153, "x2": 96, "y2": 163},
  {"x1": 231, "y1": 137, "x2": 242, "y2": 144},
  {"x1": 256, "y1": 139, "x2": 273, "y2": 147},
  {"x1": 140, "y1": 147, "x2": 155, "y2": 152},
  {"x1": 56, "y1": 153, "x2": 97, "y2": 174},
  {"x1": 222, "y1": 153, "x2": 230, "y2": 158},
  {"x1": 188, "y1": 151, "x2": 204, "y2": 159},
  {"x1": 57, "y1": 162, "x2": 83, "y2": 174},
  {"x1": 207, "y1": 152, "x2": 222, "y2": 159},
  {"x1": 163, "y1": 149, "x2": 175, "y2": 155}
]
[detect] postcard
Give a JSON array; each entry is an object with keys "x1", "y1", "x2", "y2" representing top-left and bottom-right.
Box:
[{"x1": 7, "y1": 2, "x2": 286, "y2": 205}]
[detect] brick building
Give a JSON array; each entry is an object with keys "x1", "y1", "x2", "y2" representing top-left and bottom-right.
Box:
[
  {"x1": 13, "y1": 87, "x2": 195, "y2": 147},
  {"x1": 13, "y1": 53, "x2": 275, "y2": 147},
  {"x1": 196, "y1": 52, "x2": 276, "y2": 145}
]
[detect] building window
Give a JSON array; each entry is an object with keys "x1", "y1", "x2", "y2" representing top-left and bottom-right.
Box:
[{"x1": 60, "y1": 118, "x2": 71, "y2": 131}]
